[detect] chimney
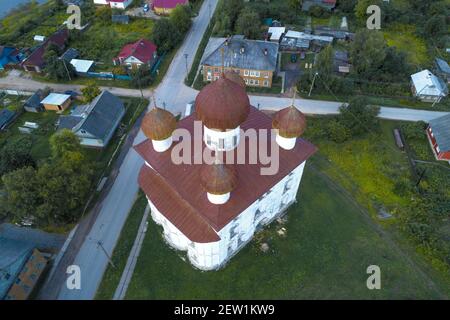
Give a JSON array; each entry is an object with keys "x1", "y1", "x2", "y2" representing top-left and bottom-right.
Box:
[
  {"x1": 225, "y1": 38, "x2": 229, "y2": 46},
  {"x1": 240, "y1": 46, "x2": 245, "y2": 54},
  {"x1": 264, "y1": 48, "x2": 268, "y2": 56}
]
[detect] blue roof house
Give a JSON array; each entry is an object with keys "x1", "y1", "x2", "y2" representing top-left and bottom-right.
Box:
[{"x1": 0, "y1": 46, "x2": 23, "y2": 70}]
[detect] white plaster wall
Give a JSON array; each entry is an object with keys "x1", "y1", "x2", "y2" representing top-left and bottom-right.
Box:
[
  {"x1": 204, "y1": 126, "x2": 240, "y2": 152},
  {"x1": 145, "y1": 161, "x2": 306, "y2": 271}
]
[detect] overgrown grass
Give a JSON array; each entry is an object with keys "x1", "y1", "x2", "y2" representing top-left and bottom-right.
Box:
[
  {"x1": 121, "y1": 167, "x2": 446, "y2": 299},
  {"x1": 95, "y1": 191, "x2": 148, "y2": 300},
  {"x1": 383, "y1": 24, "x2": 429, "y2": 67}
]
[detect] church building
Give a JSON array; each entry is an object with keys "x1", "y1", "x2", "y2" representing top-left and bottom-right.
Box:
[{"x1": 134, "y1": 71, "x2": 317, "y2": 270}]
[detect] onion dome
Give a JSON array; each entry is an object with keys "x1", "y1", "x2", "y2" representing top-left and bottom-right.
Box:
[
  {"x1": 272, "y1": 106, "x2": 307, "y2": 139},
  {"x1": 195, "y1": 77, "x2": 250, "y2": 131},
  {"x1": 142, "y1": 107, "x2": 177, "y2": 141},
  {"x1": 200, "y1": 161, "x2": 238, "y2": 195},
  {"x1": 223, "y1": 70, "x2": 246, "y2": 88}
]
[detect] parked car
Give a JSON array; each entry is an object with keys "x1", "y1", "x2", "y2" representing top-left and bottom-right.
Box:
[{"x1": 143, "y1": 4, "x2": 149, "y2": 12}]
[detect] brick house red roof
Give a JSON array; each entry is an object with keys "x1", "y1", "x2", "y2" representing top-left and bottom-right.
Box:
[
  {"x1": 115, "y1": 39, "x2": 157, "y2": 64},
  {"x1": 153, "y1": 0, "x2": 188, "y2": 9},
  {"x1": 22, "y1": 29, "x2": 69, "y2": 68},
  {"x1": 135, "y1": 107, "x2": 317, "y2": 243}
]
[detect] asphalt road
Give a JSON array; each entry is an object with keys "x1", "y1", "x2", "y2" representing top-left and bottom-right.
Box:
[{"x1": 56, "y1": 0, "x2": 220, "y2": 300}]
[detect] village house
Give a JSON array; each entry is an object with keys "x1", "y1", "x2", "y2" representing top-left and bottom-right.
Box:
[
  {"x1": 93, "y1": 0, "x2": 133, "y2": 10},
  {"x1": 152, "y1": 0, "x2": 189, "y2": 15},
  {"x1": 267, "y1": 27, "x2": 286, "y2": 42},
  {"x1": 0, "y1": 46, "x2": 23, "y2": 70},
  {"x1": 114, "y1": 39, "x2": 158, "y2": 70},
  {"x1": 40, "y1": 93, "x2": 72, "y2": 112},
  {"x1": 426, "y1": 114, "x2": 450, "y2": 163},
  {"x1": 410, "y1": 69, "x2": 448, "y2": 103},
  {"x1": 435, "y1": 58, "x2": 450, "y2": 84},
  {"x1": 0, "y1": 237, "x2": 48, "y2": 300},
  {"x1": 57, "y1": 91, "x2": 125, "y2": 148},
  {"x1": 334, "y1": 50, "x2": 350, "y2": 74},
  {"x1": 21, "y1": 29, "x2": 69, "y2": 73},
  {"x1": 201, "y1": 36, "x2": 279, "y2": 88},
  {"x1": 0, "y1": 109, "x2": 16, "y2": 131},
  {"x1": 134, "y1": 72, "x2": 317, "y2": 270},
  {"x1": 280, "y1": 30, "x2": 333, "y2": 52},
  {"x1": 23, "y1": 90, "x2": 45, "y2": 113}
]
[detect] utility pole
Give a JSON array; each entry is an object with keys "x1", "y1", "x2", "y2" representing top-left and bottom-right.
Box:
[
  {"x1": 308, "y1": 72, "x2": 318, "y2": 97},
  {"x1": 184, "y1": 53, "x2": 189, "y2": 76},
  {"x1": 208, "y1": 0, "x2": 212, "y2": 20},
  {"x1": 60, "y1": 57, "x2": 72, "y2": 81},
  {"x1": 97, "y1": 240, "x2": 116, "y2": 269}
]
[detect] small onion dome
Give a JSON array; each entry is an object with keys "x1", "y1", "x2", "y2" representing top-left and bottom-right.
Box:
[
  {"x1": 272, "y1": 106, "x2": 307, "y2": 139},
  {"x1": 200, "y1": 161, "x2": 238, "y2": 195},
  {"x1": 141, "y1": 107, "x2": 177, "y2": 141},
  {"x1": 223, "y1": 70, "x2": 246, "y2": 88},
  {"x1": 195, "y1": 77, "x2": 250, "y2": 131}
]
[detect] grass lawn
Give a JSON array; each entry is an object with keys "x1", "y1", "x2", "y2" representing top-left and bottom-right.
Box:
[
  {"x1": 95, "y1": 191, "x2": 148, "y2": 300},
  {"x1": 107, "y1": 166, "x2": 446, "y2": 299},
  {"x1": 383, "y1": 24, "x2": 429, "y2": 67}
]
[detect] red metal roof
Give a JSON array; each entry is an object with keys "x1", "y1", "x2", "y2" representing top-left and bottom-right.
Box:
[
  {"x1": 116, "y1": 39, "x2": 157, "y2": 64},
  {"x1": 153, "y1": 0, "x2": 188, "y2": 9},
  {"x1": 22, "y1": 29, "x2": 68, "y2": 68},
  {"x1": 135, "y1": 107, "x2": 317, "y2": 243}
]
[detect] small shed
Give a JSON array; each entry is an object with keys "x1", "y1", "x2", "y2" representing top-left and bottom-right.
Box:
[
  {"x1": 70, "y1": 59, "x2": 94, "y2": 74},
  {"x1": 40, "y1": 93, "x2": 72, "y2": 112},
  {"x1": 24, "y1": 90, "x2": 45, "y2": 113},
  {"x1": 112, "y1": 15, "x2": 130, "y2": 24},
  {"x1": 0, "y1": 109, "x2": 15, "y2": 130}
]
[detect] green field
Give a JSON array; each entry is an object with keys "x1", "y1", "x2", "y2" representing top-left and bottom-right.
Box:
[
  {"x1": 95, "y1": 155, "x2": 448, "y2": 299},
  {"x1": 118, "y1": 167, "x2": 445, "y2": 299}
]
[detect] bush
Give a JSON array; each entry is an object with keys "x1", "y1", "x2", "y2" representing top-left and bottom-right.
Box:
[{"x1": 309, "y1": 5, "x2": 331, "y2": 18}]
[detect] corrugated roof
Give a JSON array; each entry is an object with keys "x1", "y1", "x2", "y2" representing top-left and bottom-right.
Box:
[
  {"x1": 74, "y1": 91, "x2": 125, "y2": 141},
  {"x1": 134, "y1": 107, "x2": 317, "y2": 243},
  {"x1": 40, "y1": 93, "x2": 71, "y2": 106},
  {"x1": 429, "y1": 113, "x2": 450, "y2": 151},
  {"x1": 0, "y1": 109, "x2": 15, "y2": 128},
  {"x1": 70, "y1": 59, "x2": 94, "y2": 73},
  {"x1": 411, "y1": 69, "x2": 448, "y2": 97},
  {"x1": 0, "y1": 237, "x2": 33, "y2": 299},
  {"x1": 202, "y1": 37, "x2": 279, "y2": 71},
  {"x1": 24, "y1": 90, "x2": 44, "y2": 110},
  {"x1": 436, "y1": 58, "x2": 450, "y2": 74}
]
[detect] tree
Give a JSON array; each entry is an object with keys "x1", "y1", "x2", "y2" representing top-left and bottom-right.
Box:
[
  {"x1": 81, "y1": 81, "x2": 101, "y2": 103},
  {"x1": 349, "y1": 29, "x2": 387, "y2": 80},
  {"x1": 338, "y1": 97, "x2": 380, "y2": 136},
  {"x1": 36, "y1": 152, "x2": 93, "y2": 224},
  {"x1": 130, "y1": 65, "x2": 153, "y2": 89},
  {"x1": 170, "y1": 4, "x2": 192, "y2": 34},
  {"x1": 337, "y1": 0, "x2": 358, "y2": 14},
  {"x1": 95, "y1": 6, "x2": 112, "y2": 24},
  {"x1": 424, "y1": 15, "x2": 447, "y2": 37},
  {"x1": 49, "y1": 129, "x2": 82, "y2": 159},
  {"x1": 326, "y1": 119, "x2": 351, "y2": 143},
  {"x1": 1, "y1": 167, "x2": 41, "y2": 224},
  {"x1": 235, "y1": 8, "x2": 261, "y2": 39},
  {"x1": 288, "y1": 0, "x2": 303, "y2": 11},
  {"x1": 315, "y1": 45, "x2": 334, "y2": 82},
  {"x1": 0, "y1": 136, "x2": 35, "y2": 177},
  {"x1": 309, "y1": 5, "x2": 331, "y2": 18},
  {"x1": 44, "y1": 46, "x2": 77, "y2": 81},
  {"x1": 151, "y1": 18, "x2": 182, "y2": 53}
]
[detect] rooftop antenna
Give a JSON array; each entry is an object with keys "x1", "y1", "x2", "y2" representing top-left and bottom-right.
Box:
[
  {"x1": 291, "y1": 86, "x2": 298, "y2": 108},
  {"x1": 150, "y1": 90, "x2": 160, "y2": 110},
  {"x1": 220, "y1": 47, "x2": 225, "y2": 75}
]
